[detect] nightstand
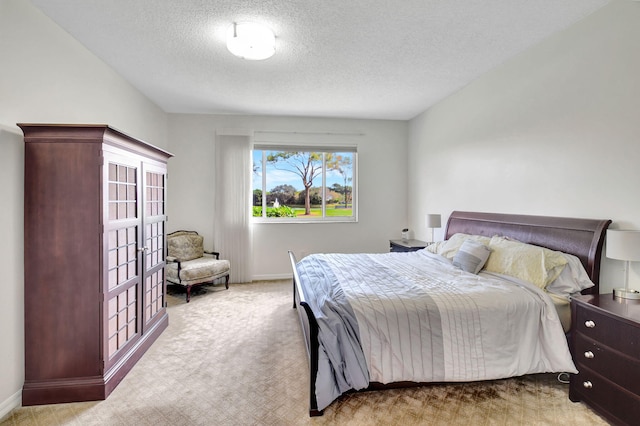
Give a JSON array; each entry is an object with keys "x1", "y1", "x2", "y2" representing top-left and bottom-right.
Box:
[
  {"x1": 569, "y1": 294, "x2": 640, "y2": 426},
  {"x1": 389, "y1": 239, "x2": 430, "y2": 253}
]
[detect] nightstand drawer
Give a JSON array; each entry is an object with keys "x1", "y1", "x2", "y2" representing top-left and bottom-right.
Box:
[
  {"x1": 574, "y1": 303, "x2": 640, "y2": 355},
  {"x1": 390, "y1": 244, "x2": 413, "y2": 253},
  {"x1": 572, "y1": 367, "x2": 640, "y2": 426},
  {"x1": 574, "y1": 333, "x2": 640, "y2": 395},
  {"x1": 389, "y1": 239, "x2": 429, "y2": 253}
]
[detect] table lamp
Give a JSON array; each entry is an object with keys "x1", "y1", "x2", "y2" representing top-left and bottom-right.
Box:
[
  {"x1": 606, "y1": 229, "x2": 640, "y2": 299},
  {"x1": 425, "y1": 214, "x2": 442, "y2": 243}
]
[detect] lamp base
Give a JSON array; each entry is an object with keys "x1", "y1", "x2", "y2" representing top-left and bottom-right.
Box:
[{"x1": 613, "y1": 288, "x2": 640, "y2": 299}]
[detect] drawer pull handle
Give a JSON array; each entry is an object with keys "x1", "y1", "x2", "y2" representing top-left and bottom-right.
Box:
[
  {"x1": 583, "y1": 381, "x2": 593, "y2": 389},
  {"x1": 584, "y1": 320, "x2": 596, "y2": 328},
  {"x1": 584, "y1": 351, "x2": 594, "y2": 359}
]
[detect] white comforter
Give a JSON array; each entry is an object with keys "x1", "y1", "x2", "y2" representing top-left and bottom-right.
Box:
[{"x1": 296, "y1": 249, "x2": 577, "y2": 410}]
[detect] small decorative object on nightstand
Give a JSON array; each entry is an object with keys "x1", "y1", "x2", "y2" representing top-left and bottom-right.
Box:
[
  {"x1": 569, "y1": 294, "x2": 640, "y2": 426},
  {"x1": 390, "y1": 239, "x2": 430, "y2": 253},
  {"x1": 606, "y1": 229, "x2": 640, "y2": 299}
]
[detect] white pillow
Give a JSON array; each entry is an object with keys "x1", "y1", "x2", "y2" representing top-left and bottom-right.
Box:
[
  {"x1": 452, "y1": 239, "x2": 491, "y2": 274},
  {"x1": 484, "y1": 236, "x2": 568, "y2": 289},
  {"x1": 426, "y1": 240, "x2": 446, "y2": 255},
  {"x1": 546, "y1": 253, "x2": 595, "y2": 298},
  {"x1": 428, "y1": 233, "x2": 492, "y2": 260}
]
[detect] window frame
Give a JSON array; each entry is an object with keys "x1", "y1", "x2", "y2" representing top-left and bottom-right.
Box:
[{"x1": 252, "y1": 144, "x2": 358, "y2": 223}]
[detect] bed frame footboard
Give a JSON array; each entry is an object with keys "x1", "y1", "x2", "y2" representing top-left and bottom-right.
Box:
[{"x1": 288, "y1": 250, "x2": 323, "y2": 416}]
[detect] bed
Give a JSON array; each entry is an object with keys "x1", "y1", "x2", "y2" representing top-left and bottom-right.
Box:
[{"x1": 289, "y1": 211, "x2": 611, "y2": 416}]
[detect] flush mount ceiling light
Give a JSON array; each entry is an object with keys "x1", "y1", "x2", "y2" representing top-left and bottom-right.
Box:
[{"x1": 226, "y1": 22, "x2": 275, "y2": 60}]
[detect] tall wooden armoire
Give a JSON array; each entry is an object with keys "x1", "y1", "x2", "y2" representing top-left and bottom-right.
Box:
[{"x1": 20, "y1": 123, "x2": 173, "y2": 405}]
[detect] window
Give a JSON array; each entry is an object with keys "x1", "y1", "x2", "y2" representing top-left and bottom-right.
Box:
[{"x1": 252, "y1": 145, "x2": 357, "y2": 222}]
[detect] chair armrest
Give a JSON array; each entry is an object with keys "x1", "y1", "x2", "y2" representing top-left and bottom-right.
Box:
[
  {"x1": 166, "y1": 256, "x2": 178, "y2": 263},
  {"x1": 204, "y1": 250, "x2": 220, "y2": 259}
]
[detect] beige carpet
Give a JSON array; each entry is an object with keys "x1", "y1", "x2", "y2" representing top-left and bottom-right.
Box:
[{"x1": 2, "y1": 280, "x2": 608, "y2": 426}]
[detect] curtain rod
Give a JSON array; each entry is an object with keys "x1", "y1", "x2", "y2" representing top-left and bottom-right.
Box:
[{"x1": 254, "y1": 130, "x2": 365, "y2": 137}]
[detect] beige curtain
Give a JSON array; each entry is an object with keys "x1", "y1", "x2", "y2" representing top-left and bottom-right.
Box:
[{"x1": 214, "y1": 132, "x2": 253, "y2": 283}]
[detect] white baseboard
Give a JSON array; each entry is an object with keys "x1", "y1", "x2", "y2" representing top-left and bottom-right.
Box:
[
  {"x1": 251, "y1": 273, "x2": 292, "y2": 281},
  {"x1": 0, "y1": 390, "x2": 21, "y2": 422}
]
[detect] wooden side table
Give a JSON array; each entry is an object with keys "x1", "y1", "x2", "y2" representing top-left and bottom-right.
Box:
[
  {"x1": 389, "y1": 239, "x2": 430, "y2": 253},
  {"x1": 569, "y1": 293, "x2": 640, "y2": 425}
]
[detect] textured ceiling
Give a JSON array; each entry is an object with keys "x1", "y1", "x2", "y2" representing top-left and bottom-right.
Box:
[{"x1": 31, "y1": 0, "x2": 610, "y2": 120}]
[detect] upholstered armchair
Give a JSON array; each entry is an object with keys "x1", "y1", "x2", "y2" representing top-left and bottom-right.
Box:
[{"x1": 166, "y1": 230, "x2": 230, "y2": 302}]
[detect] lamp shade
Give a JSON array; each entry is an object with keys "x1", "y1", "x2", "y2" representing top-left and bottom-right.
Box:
[
  {"x1": 226, "y1": 22, "x2": 275, "y2": 60},
  {"x1": 425, "y1": 214, "x2": 442, "y2": 228},
  {"x1": 606, "y1": 230, "x2": 640, "y2": 261}
]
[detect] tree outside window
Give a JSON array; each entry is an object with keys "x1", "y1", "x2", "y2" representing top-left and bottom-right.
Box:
[{"x1": 252, "y1": 147, "x2": 356, "y2": 221}]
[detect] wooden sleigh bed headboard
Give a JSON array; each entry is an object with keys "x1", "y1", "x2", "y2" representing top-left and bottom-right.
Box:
[{"x1": 445, "y1": 211, "x2": 611, "y2": 293}]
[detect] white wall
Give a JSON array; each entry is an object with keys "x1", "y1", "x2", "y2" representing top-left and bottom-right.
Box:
[
  {"x1": 167, "y1": 114, "x2": 408, "y2": 279},
  {"x1": 4, "y1": 0, "x2": 636, "y2": 420},
  {"x1": 0, "y1": 0, "x2": 168, "y2": 418},
  {"x1": 407, "y1": 0, "x2": 640, "y2": 295}
]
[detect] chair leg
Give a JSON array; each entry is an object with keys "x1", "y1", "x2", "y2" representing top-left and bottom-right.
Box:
[
  {"x1": 186, "y1": 285, "x2": 191, "y2": 303},
  {"x1": 225, "y1": 275, "x2": 229, "y2": 289}
]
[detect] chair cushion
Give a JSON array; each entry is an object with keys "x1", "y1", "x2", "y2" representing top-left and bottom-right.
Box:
[
  {"x1": 166, "y1": 256, "x2": 231, "y2": 285},
  {"x1": 168, "y1": 234, "x2": 204, "y2": 262}
]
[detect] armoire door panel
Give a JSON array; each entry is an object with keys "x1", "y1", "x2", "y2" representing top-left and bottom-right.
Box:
[
  {"x1": 103, "y1": 150, "x2": 144, "y2": 371},
  {"x1": 106, "y1": 283, "x2": 140, "y2": 359},
  {"x1": 141, "y1": 162, "x2": 168, "y2": 331}
]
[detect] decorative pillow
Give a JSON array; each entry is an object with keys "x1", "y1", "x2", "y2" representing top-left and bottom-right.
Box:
[
  {"x1": 484, "y1": 236, "x2": 568, "y2": 289},
  {"x1": 452, "y1": 239, "x2": 492, "y2": 274},
  {"x1": 168, "y1": 234, "x2": 204, "y2": 262},
  {"x1": 546, "y1": 253, "x2": 594, "y2": 298},
  {"x1": 430, "y1": 233, "x2": 492, "y2": 259}
]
